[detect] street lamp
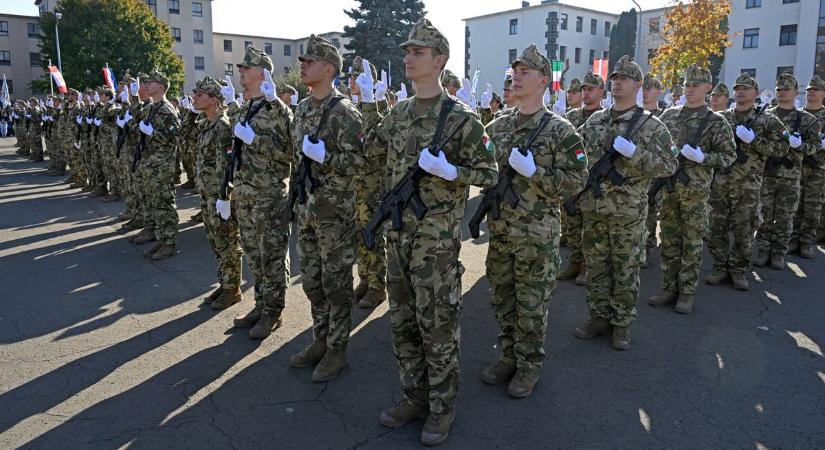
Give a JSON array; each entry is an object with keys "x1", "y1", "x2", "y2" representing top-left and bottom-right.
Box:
[
  {"x1": 632, "y1": 0, "x2": 642, "y2": 64},
  {"x1": 54, "y1": 11, "x2": 62, "y2": 72}
]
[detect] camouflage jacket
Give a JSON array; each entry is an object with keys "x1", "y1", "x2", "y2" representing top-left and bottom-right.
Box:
[
  {"x1": 29, "y1": 105, "x2": 43, "y2": 133},
  {"x1": 369, "y1": 91, "x2": 498, "y2": 236},
  {"x1": 494, "y1": 107, "x2": 517, "y2": 120},
  {"x1": 180, "y1": 109, "x2": 201, "y2": 148},
  {"x1": 566, "y1": 106, "x2": 602, "y2": 129},
  {"x1": 195, "y1": 112, "x2": 233, "y2": 199},
  {"x1": 358, "y1": 100, "x2": 386, "y2": 176},
  {"x1": 766, "y1": 106, "x2": 821, "y2": 178},
  {"x1": 98, "y1": 102, "x2": 121, "y2": 148},
  {"x1": 803, "y1": 107, "x2": 825, "y2": 169},
  {"x1": 140, "y1": 99, "x2": 180, "y2": 166},
  {"x1": 578, "y1": 106, "x2": 678, "y2": 218},
  {"x1": 64, "y1": 103, "x2": 83, "y2": 146},
  {"x1": 719, "y1": 106, "x2": 789, "y2": 188},
  {"x1": 46, "y1": 106, "x2": 62, "y2": 142},
  {"x1": 486, "y1": 107, "x2": 588, "y2": 239},
  {"x1": 225, "y1": 96, "x2": 293, "y2": 198},
  {"x1": 658, "y1": 105, "x2": 736, "y2": 189},
  {"x1": 290, "y1": 89, "x2": 362, "y2": 219}
]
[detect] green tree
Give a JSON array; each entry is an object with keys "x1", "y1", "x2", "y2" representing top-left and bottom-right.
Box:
[
  {"x1": 342, "y1": 0, "x2": 426, "y2": 88},
  {"x1": 608, "y1": 9, "x2": 637, "y2": 73},
  {"x1": 35, "y1": 0, "x2": 184, "y2": 96},
  {"x1": 274, "y1": 63, "x2": 308, "y2": 99}
]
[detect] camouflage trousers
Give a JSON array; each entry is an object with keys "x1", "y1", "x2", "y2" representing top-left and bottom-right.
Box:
[
  {"x1": 645, "y1": 190, "x2": 662, "y2": 252},
  {"x1": 120, "y1": 139, "x2": 139, "y2": 217},
  {"x1": 793, "y1": 166, "x2": 825, "y2": 245},
  {"x1": 561, "y1": 209, "x2": 583, "y2": 263},
  {"x1": 659, "y1": 185, "x2": 710, "y2": 295},
  {"x1": 201, "y1": 194, "x2": 243, "y2": 290},
  {"x1": 29, "y1": 132, "x2": 43, "y2": 160},
  {"x1": 582, "y1": 212, "x2": 645, "y2": 327},
  {"x1": 68, "y1": 141, "x2": 87, "y2": 181},
  {"x1": 754, "y1": 174, "x2": 800, "y2": 257},
  {"x1": 47, "y1": 137, "x2": 65, "y2": 172},
  {"x1": 355, "y1": 175, "x2": 386, "y2": 290},
  {"x1": 143, "y1": 158, "x2": 178, "y2": 245},
  {"x1": 181, "y1": 144, "x2": 196, "y2": 183},
  {"x1": 386, "y1": 229, "x2": 463, "y2": 417},
  {"x1": 90, "y1": 137, "x2": 107, "y2": 189},
  {"x1": 486, "y1": 233, "x2": 559, "y2": 375},
  {"x1": 235, "y1": 191, "x2": 290, "y2": 316},
  {"x1": 101, "y1": 136, "x2": 121, "y2": 195},
  {"x1": 708, "y1": 182, "x2": 762, "y2": 275},
  {"x1": 16, "y1": 127, "x2": 28, "y2": 152}
]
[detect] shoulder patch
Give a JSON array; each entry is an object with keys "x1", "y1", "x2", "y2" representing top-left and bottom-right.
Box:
[
  {"x1": 575, "y1": 148, "x2": 586, "y2": 162},
  {"x1": 482, "y1": 134, "x2": 495, "y2": 153}
]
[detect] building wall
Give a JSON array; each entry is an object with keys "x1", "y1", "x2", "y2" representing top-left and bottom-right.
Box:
[
  {"x1": 0, "y1": 13, "x2": 47, "y2": 99},
  {"x1": 636, "y1": 7, "x2": 669, "y2": 76},
  {"x1": 149, "y1": 0, "x2": 215, "y2": 92}
]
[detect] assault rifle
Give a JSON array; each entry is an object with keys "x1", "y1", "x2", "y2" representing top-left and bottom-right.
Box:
[
  {"x1": 220, "y1": 98, "x2": 269, "y2": 200},
  {"x1": 130, "y1": 104, "x2": 160, "y2": 173},
  {"x1": 647, "y1": 110, "x2": 712, "y2": 204}
]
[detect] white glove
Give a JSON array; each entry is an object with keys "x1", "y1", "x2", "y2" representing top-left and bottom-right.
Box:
[
  {"x1": 130, "y1": 80, "x2": 140, "y2": 97},
  {"x1": 821, "y1": 135, "x2": 825, "y2": 150},
  {"x1": 355, "y1": 62, "x2": 375, "y2": 103},
  {"x1": 222, "y1": 76, "x2": 235, "y2": 105},
  {"x1": 108, "y1": 96, "x2": 115, "y2": 105},
  {"x1": 676, "y1": 95, "x2": 686, "y2": 106},
  {"x1": 216, "y1": 199, "x2": 231, "y2": 220},
  {"x1": 261, "y1": 69, "x2": 277, "y2": 102},
  {"x1": 542, "y1": 88, "x2": 551, "y2": 106},
  {"x1": 233, "y1": 122, "x2": 255, "y2": 145},
  {"x1": 124, "y1": 110, "x2": 133, "y2": 124},
  {"x1": 76, "y1": 115, "x2": 82, "y2": 124},
  {"x1": 302, "y1": 135, "x2": 326, "y2": 164},
  {"x1": 480, "y1": 83, "x2": 493, "y2": 109},
  {"x1": 180, "y1": 96, "x2": 191, "y2": 110},
  {"x1": 789, "y1": 132, "x2": 802, "y2": 150},
  {"x1": 601, "y1": 92, "x2": 614, "y2": 109},
  {"x1": 552, "y1": 90, "x2": 567, "y2": 115},
  {"x1": 119, "y1": 90, "x2": 129, "y2": 103},
  {"x1": 290, "y1": 93, "x2": 298, "y2": 106},
  {"x1": 85, "y1": 117, "x2": 92, "y2": 124},
  {"x1": 116, "y1": 115, "x2": 126, "y2": 128},
  {"x1": 93, "y1": 118, "x2": 102, "y2": 127},
  {"x1": 735, "y1": 125, "x2": 755, "y2": 144},
  {"x1": 664, "y1": 93, "x2": 673, "y2": 107},
  {"x1": 456, "y1": 78, "x2": 473, "y2": 106},
  {"x1": 374, "y1": 69, "x2": 388, "y2": 102},
  {"x1": 234, "y1": 97, "x2": 243, "y2": 108},
  {"x1": 93, "y1": 93, "x2": 100, "y2": 103},
  {"x1": 139, "y1": 121, "x2": 153, "y2": 136},
  {"x1": 508, "y1": 147, "x2": 536, "y2": 178},
  {"x1": 680, "y1": 144, "x2": 705, "y2": 163},
  {"x1": 398, "y1": 83, "x2": 408, "y2": 101},
  {"x1": 613, "y1": 136, "x2": 637, "y2": 158},
  {"x1": 73, "y1": 142, "x2": 80, "y2": 149},
  {"x1": 351, "y1": 94, "x2": 359, "y2": 104},
  {"x1": 418, "y1": 148, "x2": 458, "y2": 181},
  {"x1": 47, "y1": 99, "x2": 53, "y2": 108}
]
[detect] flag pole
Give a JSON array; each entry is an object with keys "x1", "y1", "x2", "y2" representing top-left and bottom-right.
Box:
[{"x1": 49, "y1": 59, "x2": 54, "y2": 96}]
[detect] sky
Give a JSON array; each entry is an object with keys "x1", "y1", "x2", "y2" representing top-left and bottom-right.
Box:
[{"x1": 2, "y1": 0, "x2": 671, "y2": 74}]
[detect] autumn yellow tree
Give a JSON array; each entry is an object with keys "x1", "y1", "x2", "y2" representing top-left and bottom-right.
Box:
[{"x1": 649, "y1": 0, "x2": 732, "y2": 90}]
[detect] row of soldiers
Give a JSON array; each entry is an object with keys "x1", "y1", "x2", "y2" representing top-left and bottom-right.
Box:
[{"x1": 7, "y1": 17, "x2": 825, "y2": 446}]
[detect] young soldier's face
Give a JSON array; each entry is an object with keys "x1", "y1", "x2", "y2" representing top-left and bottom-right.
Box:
[
  {"x1": 349, "y1": 74, "x2": 361, "y2": 95},
  {"x1": 239, "y1": 65, "x2": 264, "y2": 91},
  {"x1": 733, "y1": 86, "x2": 757, "y2": 104},
  {"x1": 511, "y1": 63, "x2": 547, "y2": 99},
  {"x1": 299, "y1": 59, "x2": 332, "y2": 86},
  {"x1": 582, "y1": 86, "x2": 604, "y2": 107},
  {"x1": 279, "y1": 92, "x2": 292, "y2": 104},
  {"x1": 684, "y1": 81, "x2": 711, "y2": 105},
  {"x1": 403, "y1": 46, "x2": 444, "y2": 81},
  {"x1": 642, "y1": 88, "x2": 660, "y2": 105},
  {"x1": 445, "y1": 84, "x2": 458, "y2": 96},
  {"x1": 806, "y1": 88, "x2": 825, "y2": 108},
  {"x1": 192, "y1": 91, "x2": 210, "y2": 110},
  {"x1": 503, "y1": 89, "x2": 512, "y2": 105},
  {"x1": 775, "y1": 87, "x2": 796, "y2": 104},
  {"x1": 710, "y1": 94, "x2": 729, "y2": 111},
  {"x1": 567, "y1": 90, "x2": 582, "y2": 105},
  {"x1": 610, "y1": 75, "x2": 640, "y2": 102}
]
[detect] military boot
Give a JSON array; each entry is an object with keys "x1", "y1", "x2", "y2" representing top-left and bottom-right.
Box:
[
  {"x1": 353, "y1": 281, "x2": 369, "y2": 301},
  {"x1": 248, "y1": 311, "x2": 282, "y2": 339},
  {"x1": 507, "y1": 370, "x2": 540, "y2": 398},
  {"x1": 90, "y1": 187, "x2": 107, "y2": 197},
  {"x1": 574, "y1": 317, "x2": 611, "y2": 339},
  {"x1": 211, "y1": 287, "x2": 241, "y2": 310},
  {"x1": 151, "y1": 244, "x2": 176, "y2": 260},
  {"x1": 102, "y1": 193, "x2": 119, "y2": 203},
  {"x1": 289, "y1": 340, "x2": 327, "y2": 368},
  {"x1": 800, "y1": 243, "x2": 814, "y2": 259},
  {"x1": 648, "y1": 290, "x2": 677, "y2": 307},
  {"x1": 480, "y1": 360, "x2": 516, "y2": 385},
  {"x1": 190, "y1": 211, "x2": 203, "y2": 223},
  {"x1": 574, "y1": 268, "x2": 587, "y2": 286},
  {"x1": 705, "y1": 269, "x2": 729, "y2": 285},
  {"x1": 180, "y1": 179, "x2": 196, "y2": 189},
  {"x1": 674, "y1": 294, "x2": 695, "y2": 314},
  {"x1": 787, "y1": 238, "x2": 799, "y2": 254},
  {"x1": 69, "y1": 181, "x2": 85, "y2": 189},
  {"x1": 202, "y1": 286, "x2": 224, "y2": 305},
  {"x1": 379, "y1": 398, "x2": 428, "y2": 428},
  {"x1": 731, "y1": 273, "x2": 749, "y2": 291},
  {"x1": 132, "y1": 228, "x2": 156, "y2": 245},
  {"x1": 420, "y1": 410, "x2": 455, "y2": 447},
  {"x1": 121, "y1": 219, "x2": 144, "y2": 233},
  {"x1": 233, "y1": 304, "x2": 262, "y2": 328},
  {"x1": 359, "y1": 288, "x2": 386, "y2": 309},
  {"x1": 611, "y1": 326, "x2": 631, "y2": 350},
  {"x1": 311, "y1": 348, "x2": 348, "y2": 382},
  {"x1": 752, "y1": 249, "x2": 769, "y2": 267},
  {"x1": 556, "y1": 261, "x2": 582, "y2": 280},
  {"x1": 142, "y1": 241, "x2": 162, "y2": 257},
  {"x1": 770, "y1": 254, "x2": 785, "y2": 270}
]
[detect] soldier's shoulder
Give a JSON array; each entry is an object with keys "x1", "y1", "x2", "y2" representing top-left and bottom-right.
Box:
[{"x1": 332, "y1": 96, "x2": 361, "y2": 120}]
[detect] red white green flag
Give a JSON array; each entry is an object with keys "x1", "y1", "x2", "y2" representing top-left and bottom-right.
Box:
[{"x1": 552, "y1": 60, "x2": 563, "y2": 91}]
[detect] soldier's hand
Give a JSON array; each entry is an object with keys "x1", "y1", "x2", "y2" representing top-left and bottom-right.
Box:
[
  {"x1": 93, "y1": 118, "x2": 102, "y2": 127},
  {"x1": 130, "y1": 80, "x2": 140, "y2": 97},
  {"x1": 480, "y1": 83, "x2": 493, "y2": 109},
  {"x1": 85, "y1": 116, "x2": 93, "y2": 125},
  {"x1": 508, "y1": 147, "x2": 537, "y2": 178},
  {"x1": 735, "y1": 125, "x2": 755, "y2": 144},
  {"x1": 356, "y1": 74, "x2": 375, "y2": 103},
  {"x1": 222, "y1": 76, "x2": 236, "y2": 105},
  {"x1": 613, "y1": 136, "x2": 637, "y2": 158},
  {"x1": 456, "y1": 78, "x2": 473, "y2": 106},
  {"x1": 375, "y1": 69, "x2": 388, "y2": 102},
  {"x1": 789, "y1": 132, "x2": 803, "y2": 150},
  {"x1": 139, "y1": 121, "x2": 154, "y2": 136},
  {"x1": 47, "y1": 99, "x2": 53, "y2": 108},
  {"x1": 820, "y1": 135, "x2": 825, "y2": 150},
  {"x1": 124, "y1": 110, "x2": 133, "y2": 123},
  {"x1": 680, "y1": 144, "x2": 705, "y2": 163},
  {"x1": 418, "y1": 148, "x2": 458, "y2": 181},
  {"x1": 302, "y1": 135, "x2": 327, "y2": 164},
  {"x1": 216, "y1": 199, "x2": 231, "y2": 220},
  {"x1": 542, "y1": 88, "x2": 552, "y2": 106},
  {"x1": 552, "y1": 90, "x2": 567, "y2": 115},
  {"x1": 73, "y1": 141, "x2": 80, "y2": 150},
  {"x1": 180, "y1": 96, "x2": 191, "y2": 110},
  {"x1": 398, "y1": 83, "x2": 408, "y2": 101},
  {"x1": 76, "y1": 115, "x2": 82, "y2": 125},
  {"x1": 233, "y1": 122, "x2": 255, "y2": 145},
  {"x1": 663, "y1": 93, "x2": 673, "y2": 107},
  {"x1": 119, "y1": 90, "x2": 129, "y2": 103},
  {"x1": 601, "y1": 92, "x2": 613, "y2": 109},
  {"x1": 116, "y1": 115, "x2": 126, "y2": 128},
  {"x1": 290, "y1": 93, "x2": 299, "y2": 106},
  {"x1": 261, "y1": 69, "x2": 277, "y2": 102},
  {"x1": 93, "y1": 92, "x2": 101, "y2": 103}
]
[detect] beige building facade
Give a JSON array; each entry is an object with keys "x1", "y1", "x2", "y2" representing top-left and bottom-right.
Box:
[{"x1": 0, "y1": 13, "x2": 48, "y2": 99}]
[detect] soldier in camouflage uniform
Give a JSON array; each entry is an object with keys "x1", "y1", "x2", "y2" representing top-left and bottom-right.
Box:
[
  {"x1": 191, "y1": 77, "x2": 244, "y2": 310},
  {"x1": 45, "y1": 96, "x2": 66, "y2": 176},
  {"x1": 796, "y1": 76, "x2": 825, "y2": 252},
  {"x1": 221, "y1": 46, "x2": 294, "y2": 339},
  {"x1": 641, "y1": 73, "x2": 666, "y2": 265},
  {"x1": 178, "y1": 100, "x2": 199, "y2": 189},
  {"x1": 277, "y1": 83, "x2": 299, "y2": 112},
  {"x1": 368, "y1": 19, "x2": 497, "y2": 445},
  {"x1": 706, "y1": 73, "x2": 789, "y2": 290},
  {"x1": 14, "y1": 102, "x2": 29, "y2": 156},
  {"x1": 440, "y1": 69, "x2": 461, "y2": 96},
  {"x1": 710, "y1": 83, "x2": 731, "y2": 113},
  {"x1": 350, "y1": 56, "x2": 389, "y2": 308},
  {"x1": 648, "y1": 65, "x2": 736, "y2": 314},
  {"x1": 566, "y1": 78, "x2": 583, "y2": 112},
  {"x1": 753, "y1": 73, "x2": 821, "y2": 269},
  {"x1": 85, "y1": 90, "x2": 108, "y2": 196},
  {"x1": 28, "y1": 98, "x2": 44, "y2": 162},
  {"x1": 95, "y1": 86, "x2": 122, "y2": 202},
  {"x1": 480, "y1": 44, "x2": 587, "y2": 398},
  {"x1": 64, "y1": 90, "x2": 86, "y2": 187},
  {"x1": 559, "y1": 71, "x2": 604, "y2": 282},
  {"x1": 286, "y1": 35, "x2": 362, "y2": 382},
  {"x1": 134, "y1": 71, "x2": 181, "y2": 260},
  {"x1": 124, "y1": 74, "x2": 156, "y2": 238},
  {"x1": 573, "y1": 55, "x2": 677, "y2": 350}
]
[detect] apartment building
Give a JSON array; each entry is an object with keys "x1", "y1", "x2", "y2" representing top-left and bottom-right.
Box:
[{"x1": 0, "y1": 13, "x2": 47, "y2": 99}]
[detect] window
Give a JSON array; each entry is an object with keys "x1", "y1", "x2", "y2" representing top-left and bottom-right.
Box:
[
  {"x1": 265, "y1": 42, "x2": 273, "y2": 55},
  {"x1": 559, "y1": 45, "x2": 567, "y2": 61},
  {"x1": 648, "y1": 48, "x2": 657, "y2": 63},
  {"x1": 649, "y1": 18, "x2": 660, "y2": 34},
  {"x1": 783, "y1": 0, "x2": 799, "y2": 3},
  {"x1": 0, "y1": 50, "x2": 11, "y2": 65},
  {"x1": 743, "y1": 28, "x2": 759, "y2": 48},
  {"x1": 576, "y1": 16, "x2": 583, "y2": 32},
  {"x1": 224, "y1": 64, "x2": 233, "y2": 76},
  {"x1": 27, "y1": 23, "x2": 40, "y2": 38},
  {"x1": 741, "y1": 68, "x2": 757, "y2": 77},
  {"x1": 223, "y1": 39, "x2": 232, "y2": 52},
  {"x1": 777, "y1": 66, "x2": 794, "y2": 77},
  {"x1": 168, "y1": 0, "x2": 179, "y2": 13},
  {"x1": 603, "y1": 50, "x2": 609, "y2": 59},
  {"x1": 29, "y1": 52, "x2": 41, "y2": 67},
  {"x1": 284, "y1": 45, "x2": 292, "y2": 56},
  {"x1": 194, "y1": 56, "x2": 205, "y2": 70},
  {"x1": 192, "y1": 2, "x2": 203, "y2": 17},
  {"x1": 331, "y1": 38, "x2": 340, "y2": 48},
  {"x1": 509, "y1": 19, "x2": 518, "y2": 35},
  {"x1": 193, "y1": 29, "x2": 203, "y2": 44},
  {"x1": 244, "y1": 41, "x2": 252, "y2": 49},
  {"x1": 604, "y1": 21, "x2": 611, "y2": 37},
  {"x1": 589, "y1": 49, "x2": 595, "y2": 64},
  {"x1": 0, "y1": 21, "x2": 8, "y2": 36},
  {"x1": 779, "y1": 24, "x2": 797, "y2": 46},
  {"x1": 284, "y1": 67, "x2": 290, "y2": 74},
  {"x1": 299, "y1": 44, "x2": 304, "y2": 55},
  {"x1": 145, "y1": 0, "x2": 156, "y2": 14},
  {"x1": 5, "y1": 79, "x2": 12, "y2": 94},
  {"x1": 574, "y1": 47, "x2": 581, "y2": 64},
  {"x1": 172, "y1": 27, "x2": 181, "y2": 42},
  {"x1": 508, "y1": 49, "x2": 517, "y2": 64},
  {"x1": 590, "y1": 19, "x2": 597, "y2": 35},
  {"x1": 560, "y1": 13, "x2": 568, "y2": 30},
  {"x1": 746, "y1": 0, "x2": 761, "y2": 8}
]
